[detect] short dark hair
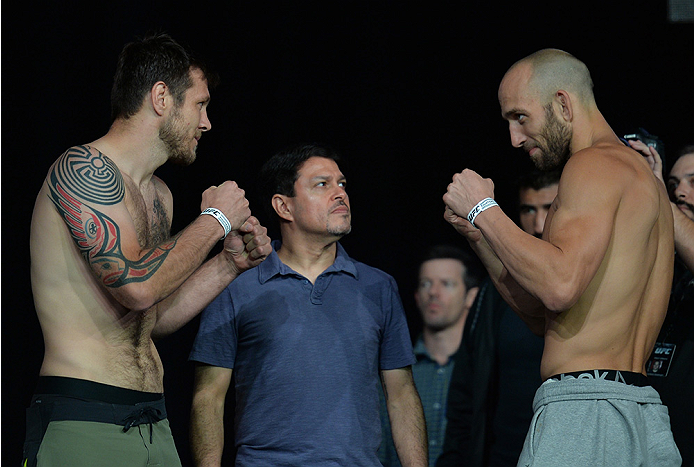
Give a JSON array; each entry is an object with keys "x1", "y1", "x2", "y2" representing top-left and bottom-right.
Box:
[
  {"x1": 674, "y1": 145, "x2": 694, "y2": 162},
  {"x1": 258, "y1": 143, "x2": 344, "y2": 223},
  {"x1": 516, "y1": 169, "x2": 561, "y2": 193},
  {"x1": 110, "y1": 32, "x2": 219, "y2": 121},
  {"x1": 419, "y1": 244, "x2": 485, "y2": 291}
]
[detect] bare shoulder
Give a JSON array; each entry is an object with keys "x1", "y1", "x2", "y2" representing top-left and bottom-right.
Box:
[
  {"x1": 566, "y1": 142, "x2": 642, "y2": 178},
  {"x1": 48, "y1": 145, "x2": 125, "y2": 207},
  {"x1": 560, "y1": 142, "x2": 654, "y2": 199}
]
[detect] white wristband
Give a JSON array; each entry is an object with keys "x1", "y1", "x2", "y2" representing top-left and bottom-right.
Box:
[
  {"x1": 467, "y1": 198, "x2": 498, "y2": 228},
  {"x1": 200, "y1": 207, "x2": 232, "y2": 239}
]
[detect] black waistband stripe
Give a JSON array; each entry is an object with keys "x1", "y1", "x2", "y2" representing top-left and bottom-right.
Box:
[
  {"x1": 548, "y1": 369, "x2": 650, "y2": 387},
  {"x1": 35, "y1": 376, "x2": 163, "y2": 405}
]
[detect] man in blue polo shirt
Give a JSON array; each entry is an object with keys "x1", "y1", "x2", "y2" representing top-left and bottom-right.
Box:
[{"x1": 189, "y1": 143, "x2": 427, "y2": 467}]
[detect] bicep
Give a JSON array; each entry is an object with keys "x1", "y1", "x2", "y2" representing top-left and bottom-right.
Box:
[
  {"x1": 47, "y1": 146, "x2": 165, "y2": 288},
  {"x1": 544, "y1": 159, "x2": 620, "y2": 297},
  {"x1": 193, "y1": 364, "x2": 233, "y2": 399}
]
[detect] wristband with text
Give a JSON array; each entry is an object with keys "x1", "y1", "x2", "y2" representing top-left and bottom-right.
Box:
[
  {"x1": 200, "y1": 208, "x2": 232, "y2": 239},
  {"x1": 467, "y1": 198, "x2": 498, "y2": 228}
]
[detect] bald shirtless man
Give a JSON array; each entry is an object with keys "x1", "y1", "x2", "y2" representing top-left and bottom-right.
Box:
[
  {"x1": 443, "y1": 49, "x2": 681, "y2": 466},
  {"x1": 24, "y1": 33, "x2": 271, "y2": 467}
]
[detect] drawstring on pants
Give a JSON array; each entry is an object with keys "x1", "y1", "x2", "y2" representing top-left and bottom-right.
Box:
[{"x1": 121, "y1": 406, "x2": 162, "y2": 443}]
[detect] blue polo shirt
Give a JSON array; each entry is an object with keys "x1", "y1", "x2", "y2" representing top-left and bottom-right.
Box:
[{"x1": 189, "y1": 241, "x2": 415, "y2": 467}]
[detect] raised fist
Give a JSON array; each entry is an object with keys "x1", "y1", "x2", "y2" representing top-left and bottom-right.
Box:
[{"x1": 201, "y1": 181, "x2": 251, "y2": 231}]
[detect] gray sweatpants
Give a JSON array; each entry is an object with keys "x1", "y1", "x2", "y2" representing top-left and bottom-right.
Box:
[{"x1": 517, "y1": 377, "x2": 681, "y2": 467}]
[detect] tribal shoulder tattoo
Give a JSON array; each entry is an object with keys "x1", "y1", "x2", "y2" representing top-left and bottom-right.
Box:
[{"x1": 47, "y1": 145, "x2": 177, "y2": 287}]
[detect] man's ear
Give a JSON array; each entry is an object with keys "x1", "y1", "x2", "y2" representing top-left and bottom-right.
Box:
[
  {"x1": 150, "y1": 81, "x2": 170, "y2": 116},
  {"x1": 272, "y1": 194, "x2": 293, "y2": 222},
  {"x1": 465, "y1": 286, "x2": 479, "y2": 309},
  {"x1": 555, "y1": 90, "x2": 573, "y2": 122}
]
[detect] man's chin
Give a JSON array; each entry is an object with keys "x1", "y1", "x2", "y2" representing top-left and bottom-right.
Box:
[
  {"x1": 528, "y1": 149, "x2": 550, "y2": 170},
  {"x1": 532, "y1": 155, "x2": 565, "y2": 172},
  {"x1": 169, "y1": 152, "x2": 196, "y2": 167},
  {"x1": 424, "y1": 321, "x2": 450, "y2": 333},
  {"x1": 328, "y1": 226, "x2": 352, "y2": 238}
]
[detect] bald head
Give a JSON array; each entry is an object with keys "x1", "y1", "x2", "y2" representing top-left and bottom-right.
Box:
[{"x1": 505, "y1": 49, "x2": 595, "y2": 107}]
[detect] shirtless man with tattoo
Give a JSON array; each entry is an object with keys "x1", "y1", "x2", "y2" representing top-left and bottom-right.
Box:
[
  {"x1": 443, "y1": 49, "x2": 681, "y2": 466},
  {"x1": 23, "y1": 33, "x2": 271, "y2": 467}
]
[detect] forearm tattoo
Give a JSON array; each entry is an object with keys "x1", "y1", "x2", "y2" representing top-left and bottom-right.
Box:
[{"x1": 47, "y1": 145, "x2": 176, "y2": 287}]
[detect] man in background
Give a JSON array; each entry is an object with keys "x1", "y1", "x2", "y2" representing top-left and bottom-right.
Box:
[
  {"x1": 379, "y1": 244, "x2": 484, "y2": 466},
  {"x1": 632, "y1": 141, "x2": 694, "y2": 466}
]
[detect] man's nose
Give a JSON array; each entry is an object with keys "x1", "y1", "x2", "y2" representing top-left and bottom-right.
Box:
[
  {"x1": 510, "y1": 124, "x2": 526, "y2": 149},
  {"x1": 333, "y1": 186, "x2": 347, "y2": 200},
  {"x1": 535, "y1": 210, "x2": 548, "y2": 236},
  {"x1": 200, "y1": 109, "x2": 211, "y2": 132},
  {"x1": 427, "y1": 282, "x2": 442, "y2": 297},
  {"x1": 674, "y1": 180, "x2": 690, "y2": 199}
]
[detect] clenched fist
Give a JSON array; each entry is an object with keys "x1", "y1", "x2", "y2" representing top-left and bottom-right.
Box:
[
  {"x1": 442, "y1": 169, "x2": 495, "y2": 218},
  {"x1": 223, "y1": 216, "x2": 272, "y2": 275},
  {"x1": 201, "y1": 181, "x2": 251, "y2": 231}
]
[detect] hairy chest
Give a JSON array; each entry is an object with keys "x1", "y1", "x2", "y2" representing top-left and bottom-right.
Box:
[{"x1": 123, "y1": 179, "x2": 171, "y2": 249}]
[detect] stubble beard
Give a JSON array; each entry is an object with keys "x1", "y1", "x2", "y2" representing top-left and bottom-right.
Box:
[
  {"x1": 423, "y1": 306, "x2": 463, "y2": 332},
  {"x1": 327, "y1": 217, "x2": 352, "y2": 238},
  {"x1": 531, "y1": 105, "x2": 572, "y2": 171},
  {"x1": 160, "y1": 106, "x2": 196, "y2": 166},
  {"x1": 327, "y1": 202, "x2": 352, "y2": 238}
]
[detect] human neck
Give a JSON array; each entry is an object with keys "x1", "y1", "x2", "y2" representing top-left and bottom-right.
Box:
[
  {"x1": 277, "y1": 234, "x2": 339, "y2": 283},
  {"x1": 570, "y1": 109, "x2": 620, "y2": 155},
  {"x1": 89, "y1": 117, "x2": 168, "y2": 186},
  {"x1": 422, "y1": 318, "x2": 466, "y2": 366}
]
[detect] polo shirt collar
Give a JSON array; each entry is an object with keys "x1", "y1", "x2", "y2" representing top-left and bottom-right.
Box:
[
  {"x1": 413, "y1": 335, "x2": 430, "y2": 360},
  {"x1": 258, "y1": 239, "x2": 358, "y2": 284},
  {"x1": 413, "y1": 335, "x2": 456, "y2": 365}
]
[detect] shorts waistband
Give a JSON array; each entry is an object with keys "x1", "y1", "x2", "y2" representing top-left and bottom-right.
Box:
[
  {"x1": 35, "y1": 376, "x2": 163, "y2": 405},
  {"x1": 547, "y1": 369, "x2": 650, "y2": 387}
]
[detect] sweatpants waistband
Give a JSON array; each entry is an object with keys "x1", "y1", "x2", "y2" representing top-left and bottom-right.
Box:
[
  {"x1": 547, "y1": 369, "x2": 650, "y2": 387},
  {"x1": 534, "y1": 371, "x2": 663, "y2": 412}
]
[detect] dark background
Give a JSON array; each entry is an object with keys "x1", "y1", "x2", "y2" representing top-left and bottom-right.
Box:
[{"x1": 3, "y1": 1, "x2": 693, "y2": 465}]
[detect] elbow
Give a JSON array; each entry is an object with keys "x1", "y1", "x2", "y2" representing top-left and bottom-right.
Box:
[
  {"x1": 540, "y1": 280, "x2": 581, "y2": 313},
  {"x1": 114, "y1": 282, "x2": 159, "y2": 311}
]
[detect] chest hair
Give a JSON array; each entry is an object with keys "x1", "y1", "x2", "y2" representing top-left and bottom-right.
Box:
[{"x1": 123, "y1": 178, "x2": 171, "y2": 249}]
